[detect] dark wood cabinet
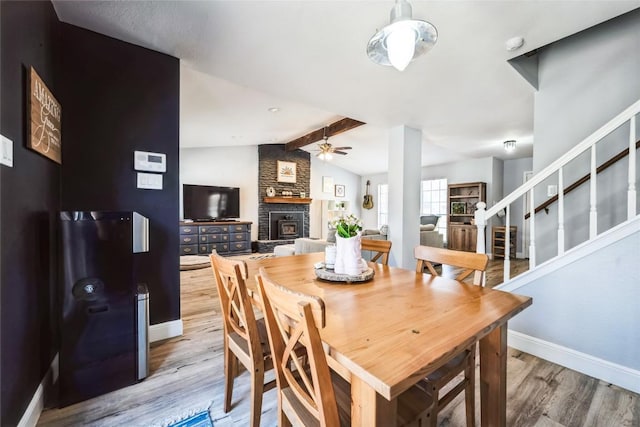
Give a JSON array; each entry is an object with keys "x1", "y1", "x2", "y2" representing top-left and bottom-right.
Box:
[
  {"x1": 179, "y1": 221, "x2": 252, "y2": 256},
  {"x1": 448, "y1": 225, "x2": 478, "y2": 252},
  {"x1": 492, "y1": 226, "x2": 517, "y2": 259},
  {"x1": 447, "y1": 182, "x2": 486, "y2": 252}
]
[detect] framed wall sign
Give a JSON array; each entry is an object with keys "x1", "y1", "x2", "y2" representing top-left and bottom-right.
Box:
[
  {"x1": 322, "y1": 176, "x2": 334, "y2": 193},
  {"x1": 28, "y1": 67, "x2": 62, "y2": 164},
  {"x1": 335, "y1": 184, "x2": 345, "y2": 198},
  {"x1": 277, "y1": 160, "x2": 296, "y2": 183}
]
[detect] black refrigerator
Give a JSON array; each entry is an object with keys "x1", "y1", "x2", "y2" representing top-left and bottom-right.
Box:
[{"x1": 59, "y1": 211, "x2": 149, "y2": 407}]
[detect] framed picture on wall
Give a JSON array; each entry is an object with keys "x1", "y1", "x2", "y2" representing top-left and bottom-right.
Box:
[
  {"x1": 322, "y1": 176, "x2": 334, "y2": 193},
  {"x1": 277, "y1": 161, "x2": 296, "y2": 183},
  {"x1": 335, "y1": 184, "x2": 345, "y2": 198}
]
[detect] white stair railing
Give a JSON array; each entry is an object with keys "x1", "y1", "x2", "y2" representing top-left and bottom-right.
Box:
[{"x1": 475, "y1": 100, "x2": 640, "y2": 284}]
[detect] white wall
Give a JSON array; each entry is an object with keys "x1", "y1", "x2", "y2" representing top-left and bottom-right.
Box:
[
  {"x1": 309, "y1": 156, "x2": 362, "y2": 238},
  {"x1": 180, "y1": 146, "x2": 259, "y2": 239},
  {"x1": 509, "y1": 229, "x2": 640, "y2": 372},
  {"x1": 533, "y1": 10, "x2": 640, "y2": 263},
  {"x1": 360, "y1": 172, "x2": 389, "y2": 229}
]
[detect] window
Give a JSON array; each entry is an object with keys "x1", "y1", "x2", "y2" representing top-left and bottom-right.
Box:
[
  {"x1": 377, "y1": 184, "x2": 388, "y2": 228},
  {"x1": 421, "y1": 178, "x2": 447, "y2": 240}
]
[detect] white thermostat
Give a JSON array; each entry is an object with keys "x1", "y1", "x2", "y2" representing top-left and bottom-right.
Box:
[{"x1": 134, "y1": 151, "x2": 166, "y2": 173}]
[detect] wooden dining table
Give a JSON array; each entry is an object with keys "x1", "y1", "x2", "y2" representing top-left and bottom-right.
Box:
[{"x1": 244, "y1": 253, "x2": 532, "y2": 427}]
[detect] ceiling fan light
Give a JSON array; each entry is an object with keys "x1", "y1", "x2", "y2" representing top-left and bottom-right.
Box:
[
  {"x1": 318, "y1": 152, "x2": 326, "y2": 160},
  {"x1": 325, "y1": 152, "x2": 333, "y2": 161},
  {"x1": 367, "y1": 0, "x2": 437, "y2": 71}
]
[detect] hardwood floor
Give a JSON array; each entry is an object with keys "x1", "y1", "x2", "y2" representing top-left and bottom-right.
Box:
[{"x1": 38, "y1": 260, "x2": 639, "y2": 427}]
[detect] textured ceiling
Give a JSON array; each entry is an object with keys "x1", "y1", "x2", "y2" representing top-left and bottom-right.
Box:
[{"x1": 53, "y1": 1, "x2": 639, "y2": 175}]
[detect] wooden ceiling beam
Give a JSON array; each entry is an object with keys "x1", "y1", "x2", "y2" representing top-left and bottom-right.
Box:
[{"x1": 284, "y1": 117, "x2": 365, "y2": 151}]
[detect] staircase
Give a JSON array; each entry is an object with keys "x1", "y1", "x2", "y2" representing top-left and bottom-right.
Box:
[
  {"x1": 473, "y1": 100, "x2": 640, "y2": 394},
  {"x1": 475, "y1": 99, "x2": 639, "y2": 284}
]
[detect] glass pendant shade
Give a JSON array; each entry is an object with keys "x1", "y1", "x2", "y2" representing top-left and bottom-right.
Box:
[
  {"x1": 386, "y1": 22, "x2": 417, "y2": 71},
  {"x1": 367, "y1": 0, "x2": 437, "y2": 71}
]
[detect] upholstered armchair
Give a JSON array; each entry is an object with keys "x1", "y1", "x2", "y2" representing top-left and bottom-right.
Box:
[{"x1": 420, "y1": 215, "x2": 444, "y2": 248}]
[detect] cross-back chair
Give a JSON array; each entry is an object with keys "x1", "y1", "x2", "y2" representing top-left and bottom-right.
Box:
[
  {"x1": 209, "y1": 252, "x2": 275, "y2": 427},
  {"x1": 414, "y1": 245, "x2": 489, "y2": 427},
  {"x1": 257, "y1": 267, "x2": 436, "y2": 427},
  {"x1": 415, "y1": 245, "x2": 488, "y2": 285},
  {"x1": 361, "y1": 239, "x2": 392, "y2": 265}
]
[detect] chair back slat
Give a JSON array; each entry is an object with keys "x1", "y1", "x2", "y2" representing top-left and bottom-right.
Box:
[
  {"x1": 361, "y1": 239, "x2": 392, "y2": 265},
  {"x1": 210, "y1": 253, "x2": 262, "y2": 354},
  {"x1": 257, "y1": 267, "x2": 339, "y2": 427},
  {"x1": 414, "y1": 246, "x2": 488, "y2": 285}
]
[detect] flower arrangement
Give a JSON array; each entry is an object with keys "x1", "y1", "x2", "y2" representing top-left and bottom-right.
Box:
[{"x1": 331, "y1": 214, "x2": 363, "y2": 238}]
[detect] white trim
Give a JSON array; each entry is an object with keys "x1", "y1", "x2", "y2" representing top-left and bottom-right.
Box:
[
  {"x1": 508, "y1": 330, "x2": 640, "y2": 394},
  {"x1": 497, "y1": 216, "x2": 640, "y2": 292},
  {"x1": 18, "y1": 355, "x2": 58, "y2": 427},
  {"x1": 149, "y1": 319, "x2": 183, "y2": 343}
]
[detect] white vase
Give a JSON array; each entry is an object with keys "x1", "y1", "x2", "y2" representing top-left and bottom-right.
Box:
[{"x1": 334, "y1": 232, "x2": 365, "y2": 275}]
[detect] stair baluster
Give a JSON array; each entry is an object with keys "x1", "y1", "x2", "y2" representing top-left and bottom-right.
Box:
[
  {"x1": 628, "y1": 116, "x2": 637, "y2": 220},
  {"x1": 529, "y1": 188, "x2": 536, "y2": 269},
  {"x1": 558, "y1": 167, "x2": 565, "y2": 256}
]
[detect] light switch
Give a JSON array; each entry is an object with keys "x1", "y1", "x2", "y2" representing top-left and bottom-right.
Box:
[
  {"x1": 547, "y1": 185, "x2": 558, "y2": 197},
  {"x1": 1, "y1": 135, "x2": 13, "y2": 167},
  {"x1": 137, "y1": 172, "x2": 163, "y2": 190}
]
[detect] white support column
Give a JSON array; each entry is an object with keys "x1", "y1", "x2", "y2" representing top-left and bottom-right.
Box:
[
  {"x1": 528, "y1": 188, "x2": 536, "y2": 269},
  {"x1": 387, "y1": 125, "x2": 422, "y2": 270},
  {"x1": 628, "y1": 116, "x2": 637, "y2": 220},
  {"x1": 589, "y1": 145, "x2": 598, "y2": 239},
  {"x1": 503, "y1": 204, "x2": 511, "y2": 283},
  {"x1": 558, "y1": 167, "x2": 565, "y2": 256}
]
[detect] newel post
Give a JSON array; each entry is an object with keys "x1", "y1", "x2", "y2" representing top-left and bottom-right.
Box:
[{"x1": 475, "y1": 202, "x2": 487, "y2": 254}]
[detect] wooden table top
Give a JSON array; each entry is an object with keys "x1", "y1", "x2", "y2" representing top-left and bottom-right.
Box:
[{"x1": 246, "y1": 253, "x2": 532, "y2": 400}]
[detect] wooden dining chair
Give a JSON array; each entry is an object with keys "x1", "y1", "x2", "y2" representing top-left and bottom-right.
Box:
[
  {"x1": 257, "y1": 267, "x2": 436, "y2": 427},
  {"x1": 361, "y1": 239, "x2": 392, "y2": 265},
  {"x1": 415, "y1": 245, "x2": 488, "y2": 285},
  {"x1": 414, "y1": 245, "x2": 489, "y2": 427},
  {"x1": 209, "y1": 252, "x2": 275, "y2": 427}
]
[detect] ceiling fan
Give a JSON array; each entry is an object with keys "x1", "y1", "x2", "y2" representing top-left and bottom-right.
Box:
[{"x1": 315, "y1": 132, "x2": 352, "y2": 160}]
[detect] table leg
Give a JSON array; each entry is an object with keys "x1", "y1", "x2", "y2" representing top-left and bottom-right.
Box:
[
  {"x1": 351, "y1": 376, "x2": 396, "y2": 426},
  {"x1": 480, "y1": 323, "x2": 508, "y2": 427}
]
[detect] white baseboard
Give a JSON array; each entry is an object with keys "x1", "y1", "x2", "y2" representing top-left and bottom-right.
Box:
[
  {"x1": 149, "y1": 319, "x2": 183, "y2": 342},
  {"x1": 18, "y1": 354, "x2": 58, "y2": 427},
  {"x1": 508, "y1": 330, "x2": 640, "y2": 394}
]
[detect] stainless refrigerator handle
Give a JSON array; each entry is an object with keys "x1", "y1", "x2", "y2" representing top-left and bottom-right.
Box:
[{"x1": 132, "y1": 212, "x2": 149, "y2": 253}]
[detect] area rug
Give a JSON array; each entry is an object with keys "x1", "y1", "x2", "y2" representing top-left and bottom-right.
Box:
[
  {"x1": 179, "y1": 255, "x2": 210, "y2": 271},
  {"x1": 167, "y1": 410, "x2": 213, "y2": 427}
]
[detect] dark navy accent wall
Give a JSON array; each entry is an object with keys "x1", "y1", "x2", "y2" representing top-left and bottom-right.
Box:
[
  {"x1": 59, "y1": 23, "x2": 180, "y2": 325},
  {"x1": 1, "y1": 3, "x2": 180, "y2": 424},
  {"x1": 1, "y1": 1, "x2": 61, "y2": 425}
]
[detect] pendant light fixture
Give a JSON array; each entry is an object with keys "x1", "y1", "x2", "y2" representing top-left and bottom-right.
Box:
[
  {"x1": 367, "y1": 0, "x2": 438, "y2": 71},
  {"x1": 503, "y1": 140, "x2": 517, "y2": 152}
]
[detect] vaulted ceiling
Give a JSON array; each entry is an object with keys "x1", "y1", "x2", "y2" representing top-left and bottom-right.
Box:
[{"x1": 53, "y1": 1, "x2": 639, "y2": 175}]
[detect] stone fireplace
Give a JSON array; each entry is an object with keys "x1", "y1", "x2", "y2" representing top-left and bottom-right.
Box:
[{"x1": 256, "y1": 145, "x2": 311, "y2": 252}]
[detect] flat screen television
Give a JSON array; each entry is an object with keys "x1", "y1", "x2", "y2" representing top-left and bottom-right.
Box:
[{"x1": 183, "y1": 184, "x2": 240, "y2": 221}]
